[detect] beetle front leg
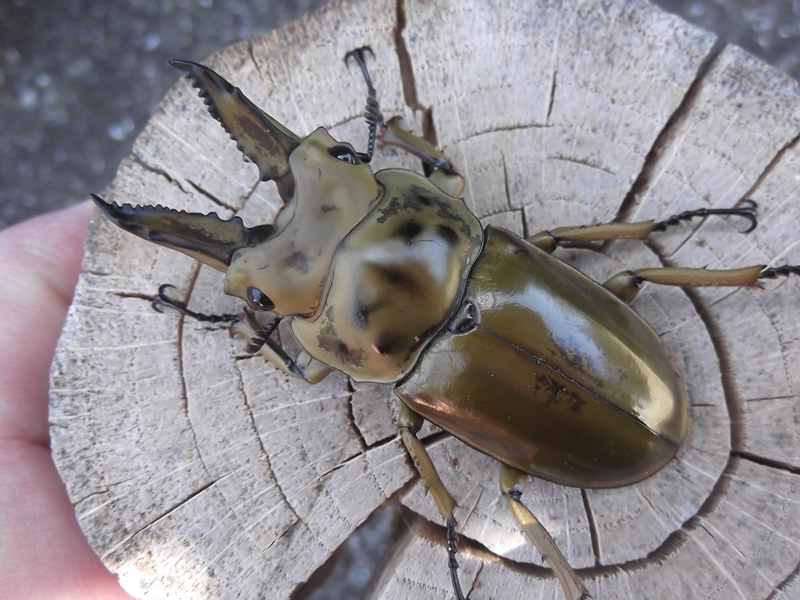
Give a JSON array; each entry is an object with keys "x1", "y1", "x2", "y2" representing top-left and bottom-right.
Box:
[
  {"x1": 500, "y1": 464, "x2": 591, "y2": 600},
  {"x1": 378, "y1": 117, "x2": 465, "y2": 198},
  {"x1": 230, "y1": 314, "x2": 332, "y2": 383},
  {"x1": 397, "y1": 404, "x2": 465, "y2": 600},
  {"x1": 346, "y1": 47, "x2": 465, "y2": 198}
]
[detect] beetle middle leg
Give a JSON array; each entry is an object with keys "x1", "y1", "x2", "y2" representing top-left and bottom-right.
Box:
[
  {"x1": 500, "y1": 465, "x2": 591, "y2": 600},
  {"x1": 397, "y1": 404, "x2": 466, "y2": 600},
  {"x1": 527, "y1": 200, "x2": 758, "y2": 253}
]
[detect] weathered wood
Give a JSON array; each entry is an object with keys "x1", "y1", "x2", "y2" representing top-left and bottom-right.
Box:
[{"x1": 50, "y1": 0, "x2": 800, "y2": 597}]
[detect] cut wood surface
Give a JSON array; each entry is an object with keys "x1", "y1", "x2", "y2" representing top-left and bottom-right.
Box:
[{"x1": 50, "y1": 0, "x2": 800, "y2": 598}]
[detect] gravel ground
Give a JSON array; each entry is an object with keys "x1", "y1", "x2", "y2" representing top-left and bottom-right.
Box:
[
  {"x1": 1, "y1": 0, "x2": 798, "y2": 597},
  {"x1": 0, "y1": 0, "x2": 329, "y2": 229}
]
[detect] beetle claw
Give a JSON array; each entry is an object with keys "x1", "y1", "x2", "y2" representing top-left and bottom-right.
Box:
[{"x1": 344, "y1": 46, "x2": 375, "y2": 71}]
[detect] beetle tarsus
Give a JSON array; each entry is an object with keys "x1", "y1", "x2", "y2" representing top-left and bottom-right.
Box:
[
  {"x1": 653, "y1": 199, "x2": 758, "y2": 233},
  {"x1": 152, "y1": 284, "x2": 239, "y2": 323},
  {"x1": 446, "y1": 518, "x2": 467, "y2": 600},
  {"x1": 259, "y1": 336, "x2": 303, "y2": 377},
  {"x1": 345, "y1": 46, "x2": 384, "y2": 163},
  {"x1": 244, "y1": 317, "x2": 283, "y2": 354},
  {"x1": 758, "y1": 264, "x2": 800, "y2": 280}
]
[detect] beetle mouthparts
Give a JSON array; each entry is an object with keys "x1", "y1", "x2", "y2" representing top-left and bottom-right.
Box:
[
  {"x1": 168, "y1": 59, "x2": 300, "y2": 197},
  {"x1": 91, "y1": 194, "x2": 270, "y2": 272}
]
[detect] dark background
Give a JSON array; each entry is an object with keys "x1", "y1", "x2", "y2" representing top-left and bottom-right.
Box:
[{"x1": 2, "y1": 0, "x2": 800, "y2": 230}]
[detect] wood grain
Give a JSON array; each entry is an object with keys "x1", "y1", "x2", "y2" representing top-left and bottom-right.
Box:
[{"x1": 50, "y1": 0, "x2": 800, "y2": 597}]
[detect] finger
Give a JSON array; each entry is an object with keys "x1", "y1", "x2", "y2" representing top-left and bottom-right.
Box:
[
  {"x1": 0, "y1": 201, "x2": 132, "y2": 598},
  {"x1": 0, "y1": 200, "x2": 93, "y2": 443}
]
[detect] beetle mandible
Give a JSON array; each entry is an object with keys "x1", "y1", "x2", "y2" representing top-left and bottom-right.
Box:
[{"x1": 91, "y1": 48, "x2": 800, "y2": 600}]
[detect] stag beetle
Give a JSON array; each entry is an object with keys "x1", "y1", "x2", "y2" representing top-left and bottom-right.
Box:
[{"x1": 91, "y1": 48, "x2": 799, "y2": 600}]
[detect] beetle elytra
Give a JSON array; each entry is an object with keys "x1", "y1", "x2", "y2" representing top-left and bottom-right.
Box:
[{"x1": 91, "y1": 49, "x2": 799, "y2": 600}]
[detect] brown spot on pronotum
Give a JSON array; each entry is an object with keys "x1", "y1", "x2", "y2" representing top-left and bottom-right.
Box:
[
  {"x1": 286, "y1": 251, "x2": 310, "y2": 274},
  {"x1": 436, "y1": 224, "x2": 459, "y2": 245},
  {"x1": 395, "y1": 220, "x2": 423, "y2": 244}
]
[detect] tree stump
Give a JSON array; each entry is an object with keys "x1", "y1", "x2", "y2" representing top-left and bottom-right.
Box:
[{"x1": 50, "y1": 0, "x2": 800, "y2": 598}]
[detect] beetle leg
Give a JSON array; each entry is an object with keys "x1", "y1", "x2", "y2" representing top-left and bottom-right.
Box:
[
  {"x1": 379, "y1": 116, "x2": 465, "y2": 198},
  {"x1": 528, "y1": 199, "x2": 758, "y2": 253},
  {"x1": 151, "y1": 284, "x2": 240, "y2": 323},
  {"x1": 344, "y1": 48, "x2": 465, "y2": 197},
  {"x1": 344, "y1": 46, "x2": 382, "y2": 163},
  {"x1": 230, "y1": 314, "x2": 332, "y2": 383},
  {"x1": 603, "y1": 263, "x2": 800, "y2": 303},
  {"x1": 500, "y1": 464, "x2": 591, "y2": 600},
  {"x1": 397, "y1": 404, "x2": 465, "y2": 600}
]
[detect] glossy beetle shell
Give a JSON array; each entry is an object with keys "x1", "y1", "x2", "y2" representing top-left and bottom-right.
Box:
[{"x1": 396, "y1": 226, "x2": 688, "y2": 488}]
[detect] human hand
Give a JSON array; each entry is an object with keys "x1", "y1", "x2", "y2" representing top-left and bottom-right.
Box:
[{"x1": 0, "y1": 202, "x2": 131, "y2": 599}]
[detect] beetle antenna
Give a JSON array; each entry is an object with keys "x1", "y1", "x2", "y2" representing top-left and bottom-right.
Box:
[
  {"x1": 151, "y1": 284, "x2": 239, "y2": 323},
  {"x1": 345, "y1": 46, "x2": 384, "y2": 163}
]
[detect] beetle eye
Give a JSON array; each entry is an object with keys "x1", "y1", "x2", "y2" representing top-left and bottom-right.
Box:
[
  {"x1": 246, "y1": 286, "x2": 274, "y2": 311},
  {"x1": 329, "y1": 145, "x2": 358, "y2": 164}
]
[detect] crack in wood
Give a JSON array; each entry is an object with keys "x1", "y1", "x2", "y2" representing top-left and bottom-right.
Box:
[
  {"x1": 174, "y1": 266, "x2": 214, "y2": 479},
  {"x1": 743, "y1": 394, "x2": 798, "y2": 403},
  {"x1": 72, "y1": 475, "x2": 137, "y2": 507},
  {"x1": 466, "y1": 561, "x2": 483, "y2": 598},
  {"x1": 130, "y1": 152, "x2": 192, "y2": 198},
  {"x1": 613, "y1": 38, "x2": 726, "y2": 226},
  {"x1": 100, "y1": 473, "x2": 225, "y2": 560},
  {"x1": 317, "y1": 449, "x2": 366, "y2": 480},
  {"x1": 186, "y1": 179, "x2": 236, "y2": 213},
  {"x1": 393, "y1": 0, "x2": 420, "y2": 112},
  {"x1": 547, "y1": 69, "x2": 557, "y2": 124},
  {"x1": 247, "y1": 39, "x2": 262, "y2": 78},
  {"x1": 232, "y1": 360, "x2": 304, "y2": 526},
  {"x1": 548, "y1": 153, "x2": 616, "y2": 175},
  {"x1": 739, "y1": 130, "x2": 800, "y2": 203},
  {"x1": 447, "y1": 122, "x2": 554, "y2": 146},
  {"x1": 501, "y1": 152, "x2": 512, "y2": 211},
  {"x1": 131, "y1": 152, "x2": 236, "y2": 212},
  {"x1": 392, "y1": 0, "x2": 442, "y2": 178},
  {"x1": 581, "y1": 488, "x2": 601, "y2": 567},
  {"x1": 345, "y1": 379, "x2": 368, "y2": 452}
]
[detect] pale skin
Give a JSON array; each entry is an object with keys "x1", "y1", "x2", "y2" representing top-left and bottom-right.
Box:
[{"x1": 0, "y1": 201, "x2": 130, "y2": 600}]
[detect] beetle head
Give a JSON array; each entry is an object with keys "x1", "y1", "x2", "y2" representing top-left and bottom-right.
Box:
[{"x1": 93, "y1": 61, "x2": 381, "y2": 318}]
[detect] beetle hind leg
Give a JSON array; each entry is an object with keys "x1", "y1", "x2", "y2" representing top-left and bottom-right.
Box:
[
  {"x1": 500, "y1": 464, "x2": 591, "y2": 600},
  {"x1": 603, "y1": 262, "x2": 800, "y2": 304},
  {"x1": 397, "y1": 404, "x2": 466, "y2": 600}
]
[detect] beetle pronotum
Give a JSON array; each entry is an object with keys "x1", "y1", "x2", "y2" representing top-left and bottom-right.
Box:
[{"x1": 90, "y1": 49, "x2": 799, "y2": 600}]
